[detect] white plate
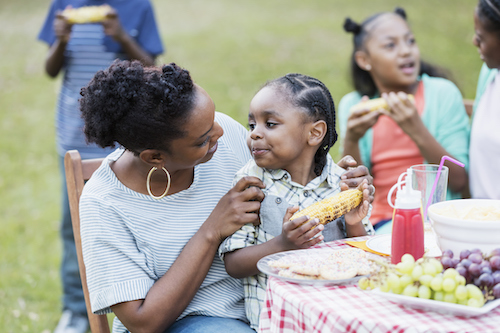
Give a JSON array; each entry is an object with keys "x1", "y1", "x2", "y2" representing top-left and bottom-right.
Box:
[
  {"x1": 257, "y1": 248, "x2": 365, "y2": 286},
  {"x1": 366, "y1": 232, "x2": 442, "y2": 257},
  {"x1": 371, "y1": 289, "x2": 500, "y2": 317}
]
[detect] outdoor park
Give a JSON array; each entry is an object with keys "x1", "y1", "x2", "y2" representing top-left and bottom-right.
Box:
[{"x1": 0, "y1": 0, "x2": 482, "y2": 331}]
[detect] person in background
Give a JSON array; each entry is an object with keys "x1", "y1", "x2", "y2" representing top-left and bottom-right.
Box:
[
  {"x1": 339, "y1": 7, "x2": 470, "y2": 233},
  {"x1": 470, "y1": 0, "x2": 500, "y2": 199},
  {"x1": 220, "y1": 73, "x2": 375, "y2": 330},
  {"x1": 37, "y1": 1, "x2": 164, "y2": 332},
  {"x1": 78, "y1": 60, "x2": 373, "y2": 333}
]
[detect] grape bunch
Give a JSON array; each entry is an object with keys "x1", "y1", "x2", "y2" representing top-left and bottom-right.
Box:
[
  {"x1": 358, "y1": 254, "x2": 486, "y2": 307},
  {"x1": 440, "y1": 248, "x2": 500, "y2": 301}
]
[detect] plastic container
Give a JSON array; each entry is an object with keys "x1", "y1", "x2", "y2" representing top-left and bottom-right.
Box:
[{"x1": 387, "y1": 168, "x2": 425, "y2": 264}]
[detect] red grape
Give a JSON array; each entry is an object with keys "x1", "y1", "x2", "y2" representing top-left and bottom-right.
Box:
[
  {"x1": 460, "y1": 258, "x2": 472, "y2": 269},
  {"x1": 491, "y1": 248, "x2": 500, "y2": 257},
  {"x1": 441, "y1": 256, "x2": 453, "y2": 270},
  {"x1": 469, "y1": 263, "x2": 481, "y2": 277},
  {"x1": 492, "y1": 271, "x2": 500, "y2": 285},
  {"x1": 493, "y1": 283, "x2": 500, "y2": 299},
  {"x1": 460, "y1": 249, "x2": 471, "y2": 260},
  {"x1": 478, "y1": 273, "x2": 494, "y2": 289},
  {"x1": 469, "y1": 253, "x2": 483, "y2": 264},
  {"x1": 490, "y1": 256, "x2": 500, "y2": 271},
  {"x1": 442, "y1": 249, "x2": 454, "y2": 258}
]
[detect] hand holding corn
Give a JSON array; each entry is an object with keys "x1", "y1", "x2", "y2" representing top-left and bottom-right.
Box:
[
  {"x1": 291, "y1": 188, "x2": 363, "y2": 228},
  {"x1": 350, "y1": 94, "x2": 414, "y2": 114},
  {"x1": 62, "y1": 5, "x2": 112, "y2": 24}
]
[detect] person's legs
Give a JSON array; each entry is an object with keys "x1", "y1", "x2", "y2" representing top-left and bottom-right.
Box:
[
  {"x1": 54, "y1": 155, "x2": 89, "y2": 333},
  {"x1": 164, "y1": 316, "x2": 255, "y2": 333}
]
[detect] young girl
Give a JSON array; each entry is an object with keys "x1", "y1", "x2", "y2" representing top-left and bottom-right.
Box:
[
  {"x1": 219, "y1": 73, "x2": 375, "y2": 330},
  {"x1": 339, "y1": 7, "x2": 470, "y2": 232},
  {"x1": 469, "y1": 0, "x2": 500, "y2": 199}
]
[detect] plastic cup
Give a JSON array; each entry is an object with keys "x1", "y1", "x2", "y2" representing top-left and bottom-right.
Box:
[{"x1": 409, "y1": 164, "x2": 449, "y2": 224}]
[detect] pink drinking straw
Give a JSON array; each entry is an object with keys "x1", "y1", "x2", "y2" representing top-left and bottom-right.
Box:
[{"x1": 424, "y1": 155, "x2": 465, "y2": 221}]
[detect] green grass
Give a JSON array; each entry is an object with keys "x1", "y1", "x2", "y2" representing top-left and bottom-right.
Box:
[{"x1": 0, "y1": 0, "x2": 480, "y2": 331}]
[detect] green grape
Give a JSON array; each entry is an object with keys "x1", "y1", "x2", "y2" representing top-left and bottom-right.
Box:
[
  {"x1": 467, "y1": 298, "x2": 484, "y2": 308},
  {"x1": 455, "y1": 275, "x2": 466, "y2": 286},
  {"x1": 428, "y1": 258, "x2": 443, "y2": 273},
  {"x1": 418, "y1": 285, "x2": 432, "y2": 299},
  {"x1": 403, "y1": 284, "x2": 419, "y2": 297},
  {"x1": 401, "y1": 253, "x2": 415, "y2": 264},
  {"x1": 400, "y1": 274, "x2": 413, "y2": 289},
  {"x1": 411, "y1": 265, "x2": 423, "y2": 282},
  {"x1": 396, "y1": 261, "x2": 415, "y2": 275},
  {"x1": 458, "y1": 298, "x2": 468, "y2": 306},
  {"x1": 358, "y1": 277, "x2": 369, "y2": 290},
  {"x1": 387, "y1": 273, "x2": 400, "y2": 291},
  {"x1": 442, "y1": 278, "x2": 457, "y2": 293},
  {"x1": 419, "y1": 274, "x2": 433, "y2": 287},
  {"x1": 379, "y1": 280, "x2": 390, "y2": 292},
  {"x1": 391, "y1": 285, "x2": 403, "y2": 295},
  {"x1": 443, "y1": 268, "x2": 459, "y2": 279},
  {"x1": 433, "y1": 291, "x2": 444, "y2": 302},
  {"x1": 430, "y1": 275, "x2": 443, "y2": 291},
  {"x1": 455, "y1": 285, "x2": 468, "y2": 301},
  {"x1": 369, "y1": 279, "x2": 377, "y2": 290},
  {"x1": 466, "y1": 284, "x2": 484, "y2": 301},
  {"x1": 443, "y1": 292, "x2": 457, "y2": 304},
  {"x1": 422, "y1": 262, "x2": 437, "y2": 276}
]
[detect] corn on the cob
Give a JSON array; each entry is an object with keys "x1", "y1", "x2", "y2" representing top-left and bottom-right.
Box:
[
  {"x1": 62, "y1": 5, "x2": 111, "y2": 24},
  {"x1": 349, "y1": 95, "x2": 414, "y2": 114},
  {"x1": 291, "y1": 189, "x2": 363, "y2": 227}
]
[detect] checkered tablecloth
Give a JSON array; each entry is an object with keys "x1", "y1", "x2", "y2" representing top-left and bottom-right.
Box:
[{"x1": 258, "y1": 237, "x2": 500, "y2": 333}]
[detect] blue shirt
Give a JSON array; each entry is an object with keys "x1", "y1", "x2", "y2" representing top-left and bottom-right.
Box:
[{"x1": 38, "y1": 0, "x2": 164, "y2": 158}]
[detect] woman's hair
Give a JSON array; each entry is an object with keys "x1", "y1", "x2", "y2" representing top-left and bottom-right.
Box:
[
  {"x1": 80, "y1": 59, "x2": 196, "y2": 154},
  {"x1": 477, "y1": 0, "x2": 500, "y2": 33},
  {"x1": 343, "y1": 7, "x2": 450, "y2": 97},
  {"x1": 262, "y1": 74, "x2": 337, "y2": 176}
]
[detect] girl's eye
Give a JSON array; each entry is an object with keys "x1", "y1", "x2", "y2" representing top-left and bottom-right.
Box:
[
  {"x1": 248, "y1": 123, "x2": 256, "y2": 131},
  {"x1": 408, "y1": 37, "x2": 416, "y2": 45},
  {"x1": 384, "y1": 42, "x2": 395, "y2": 49},
  {"x1": 266, "y1": 122, "x2": 277, "y2": 128}
]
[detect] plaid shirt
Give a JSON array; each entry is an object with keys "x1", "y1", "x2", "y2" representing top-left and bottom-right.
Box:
[{"x1": 219, "y1": 156, "x2": 374, "y2": 330}]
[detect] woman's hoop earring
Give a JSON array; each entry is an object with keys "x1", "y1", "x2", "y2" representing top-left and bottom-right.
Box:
[
  {"x1": 146, "y1": 166, "x2": 171, "y2": 199},
  {"x1": 365, "y1": 65, "x2": 371, "y2": 71}
]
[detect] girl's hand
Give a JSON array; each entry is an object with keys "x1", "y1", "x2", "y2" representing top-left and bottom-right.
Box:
[
  {"x1": 337, "y1": 156, "x2": 375, "y2": 203},
  {"x1": 382, "y1": 92, "x2": 424, "y2": 137},
  {"x1": 345, "y1": 180, "x2": 370, "y2": 229},
  {"x1": 54, "y1": 9, "x2": 73, "y2": 43},
  {"x1": 205, "y1": 176, "x2": 265, "y2": 244},
  {"x1": 277, "y1": 206, "x2": 324, "y2": 250},
  {"x1": 345, "y1": 96, "x2": 383, "y2": 142}
]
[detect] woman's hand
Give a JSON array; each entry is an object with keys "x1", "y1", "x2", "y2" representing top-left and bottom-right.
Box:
[
  {"x1": 54, "y1": 10, "x2": 73, "y2": 44},
  {"x1": 344, "y1": 96, "x2": 382, "y2": 143},
  {"x1": 337, "y1": 155, "x2": 375, "y2": 203},
  {"x1": 277, "y1": 206, "x2": 324, "y2": 250},
  {"x1": 205, "y1": 176, "x2": 265, "y2": 244}
]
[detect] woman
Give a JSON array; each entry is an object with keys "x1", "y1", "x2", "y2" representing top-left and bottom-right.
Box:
[{"x1": 79, "y1": 59, "x2": 374, "y2": 332}]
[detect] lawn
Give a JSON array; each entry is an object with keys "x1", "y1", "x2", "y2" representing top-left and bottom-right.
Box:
[{"x1": 0, "y1": 0, "x2": 481, "y2": 331}]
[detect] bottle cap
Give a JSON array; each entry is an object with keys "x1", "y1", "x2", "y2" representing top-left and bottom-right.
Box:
[{"x1": 388, "y1": 168, "x2": 422, "y2": 209}]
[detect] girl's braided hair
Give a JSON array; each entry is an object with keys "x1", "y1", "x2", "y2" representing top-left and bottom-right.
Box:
[
  {"x1": 343, "y1": 7, "x2": 450, "y2": 97},
  {"x1": 478, "y1": 0, "x2": 500, "y2": 32},
  {"x1": 80, "y1": 59, "x2": 196, "y2": 155},
  {"x1": 263, "y1": 74, "x2": 337, "y2": 176}
]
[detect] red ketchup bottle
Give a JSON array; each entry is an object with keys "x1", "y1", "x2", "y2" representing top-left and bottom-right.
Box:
[{"x1": 387, "y1": 169, "x2": 425, "y2": 264}]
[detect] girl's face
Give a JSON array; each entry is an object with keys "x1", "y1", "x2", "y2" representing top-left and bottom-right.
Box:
[
  {"x1": 247, "y1": 86, "x2": 317, "y2": 171},
  {"x1": 473, "y1": 8, "x2": 500, "y2": 69},
  {"x1": 359, "y1": 14, "x2": 421, "y2": 93},
  {"x1": 166, "y1": 85, "x2": 223, "y2": 170}
]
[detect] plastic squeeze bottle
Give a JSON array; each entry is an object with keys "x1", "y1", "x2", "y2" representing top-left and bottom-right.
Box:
[{"x1": 387, "y1": 169, "x2": 425, "y2": 264}]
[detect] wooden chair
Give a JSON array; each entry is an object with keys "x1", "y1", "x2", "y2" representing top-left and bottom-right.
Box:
[
  {"x1": 464, "y1": 99, "x2": 474, "y2": 117},
  {"x1": 64, "y1": 150, "x2": 110, "y2": 333}
]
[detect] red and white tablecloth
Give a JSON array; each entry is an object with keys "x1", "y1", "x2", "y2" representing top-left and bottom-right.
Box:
[{"x1": 258, "y1": 237, "x2": 500, "y2": 333}]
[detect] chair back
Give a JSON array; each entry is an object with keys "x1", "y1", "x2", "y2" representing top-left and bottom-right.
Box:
[{"x1": 64, "y1": 150, "x2": 110, "y2": 333}]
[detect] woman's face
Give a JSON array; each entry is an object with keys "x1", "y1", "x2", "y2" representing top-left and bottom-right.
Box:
[
  {"x1": 166, "y1": 85, "x2": 223, "y2": 170},
  {"x1": 473, "y1": 8, "x2": 500, "y2": 69},
  {"x1": 361, "y1": 14, "x2": 421, "y2": 93},
  {"x1": 247, "y1": 86, "x2": 316, "y2": 171}
]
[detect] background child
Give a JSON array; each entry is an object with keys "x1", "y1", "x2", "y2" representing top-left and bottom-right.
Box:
[
  {"x1": 37, "y1": 1, "x2": 164, "y2": 332},
  {"x1": 219, "y1": 73, "x2": 374, "y2": 330},
  {"x1": 339, "y1": 7, "x2": 470, "y2": 233},
  {"x1": 469, "y1": 0, "x2": 500, "y2": 199}
]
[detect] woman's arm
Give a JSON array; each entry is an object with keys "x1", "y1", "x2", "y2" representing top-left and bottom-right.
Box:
[
  {"x1": 110, "y1": 177, "x2": 265, "y2": 333},
  {"x1": 44, "y1": 12, "x2": 71, "y2": 77}
]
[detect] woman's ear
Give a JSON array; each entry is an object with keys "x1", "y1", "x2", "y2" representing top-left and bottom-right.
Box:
[
  {"x1": 355, "y1": 50, "x2": 371, "y2": 71},
  {"x1": 308, "y1": 120, "x2": 327, "y2": 147},
  {"x1": 139, "y1": 149, "x2": 165, "y2": 166}
]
